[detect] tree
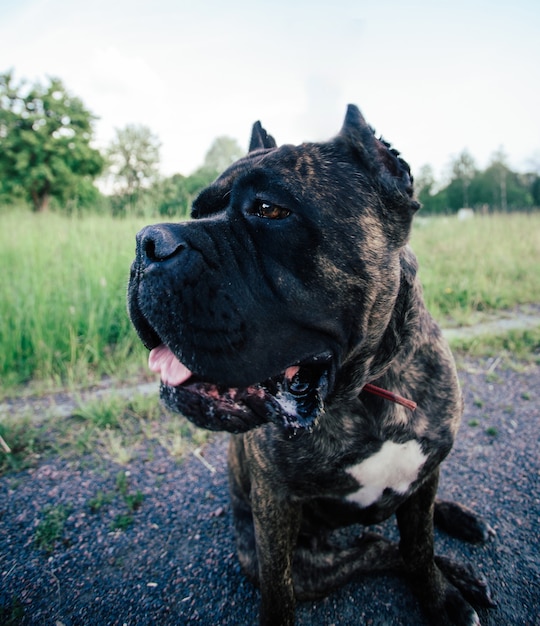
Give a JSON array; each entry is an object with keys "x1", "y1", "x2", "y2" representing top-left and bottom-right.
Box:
[
  {"x1": 0, "y1": 71, "x2": 104, "y2": 212},
  {"x1": 203, "y1": 135, "x2": 244, "y2": 173},
  {"x1": 488, "y1": 148, "x2": 510, "y2": 212},
  {"x1": 413, "y1": 165, "x2": 446, "y2": 214},
  {"x1": 107, "y1": 124, "x2": 161, "y2": 201},
  {"x1": 531, "y1": 176, "x2": 540, "y2": 207},
  {"x1": 153, "y1": 174, "x2": 191, "y2": 218},
  {"x1": 163, "y1": 136, "x2": 244, "y2": 214},
  {"x1": 415, "y1": 164, "x2": 436, "y2": 207},
  {"x1": 526, "y1": 152, "x2": 540, "y2": 207},
  {"x1": 450, "y1": 150, "x2": 477, "y2": 208}
]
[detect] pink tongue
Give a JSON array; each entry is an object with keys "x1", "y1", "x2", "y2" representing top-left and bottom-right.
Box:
[
  {"x1": 148, "y1": 345, "x2": 192, "y2": 386},
  {"x1": 285, "y1": 365, "x2": 299, "y2": 380}
]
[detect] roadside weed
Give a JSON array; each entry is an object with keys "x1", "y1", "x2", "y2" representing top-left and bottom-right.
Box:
[
  {"x1": 110, "y1": 470, "x2": 145, "y2": 531},
  {"x1": 0, "y1": 416, "x2": 51, "y2": 475},
  {"x1": 449, "y1": 328, "x2": 540, "y2": 363},
  {"x1": 0, "y1": 596, "x2": 25, "y2": 625},
  {"x1": 35, "y1": 504, "x2": 71, "y2": 552},
  {"x1": 1, "y1": 393, "x2": 211, "y2": 475},
  {"x1": 88, "y1": 490, "x2": 114, "y2": 513},
  {"x1": 111, "y1": 513, "x2": 134, "y2": 531}
]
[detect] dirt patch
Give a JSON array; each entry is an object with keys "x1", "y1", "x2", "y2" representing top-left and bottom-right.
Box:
[{"x1": 443, "y1": 303, "x2": 540, "y2": 342}]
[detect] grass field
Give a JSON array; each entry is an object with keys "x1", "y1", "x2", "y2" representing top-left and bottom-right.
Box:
[
  {"x1": 411, "y1": 213, "x2": 540, "y2": 322},
  {"x1": 0, "y1": 212, "x2": 150, "y2": 392},
  {"x1": 1, "y1": 210, "x2": 539, "y2": 395}
]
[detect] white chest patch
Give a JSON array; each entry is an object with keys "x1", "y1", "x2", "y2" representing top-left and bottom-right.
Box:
[{"x1": 345, "y1": 440, "x2": 427, "y2": 508}]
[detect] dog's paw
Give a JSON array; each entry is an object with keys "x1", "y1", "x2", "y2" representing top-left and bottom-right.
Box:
[
  {"x1": 427, "y1": 586, "x2": 481, "y2": 626},
  {"x1": 434, "y1": 500, "x2": 496, "y2": 543},
  {"x1": 436, "y1": 585, "x2": 480, "y2": 626},
  {"x1": 411, "y1": 567, "x2": 484, "y2": 626},
  {"x1": 435, "y1": 554, "x2": 496, "y2": 608}
]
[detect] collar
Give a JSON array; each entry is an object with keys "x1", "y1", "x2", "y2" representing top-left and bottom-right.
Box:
[{"x1": 363, "y1": 383, "x2": 417, "y2": 411}]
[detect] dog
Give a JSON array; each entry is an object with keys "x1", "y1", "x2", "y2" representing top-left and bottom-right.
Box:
[{"x1": 128, "y1": 105, "x2": 494, "y2": 625}]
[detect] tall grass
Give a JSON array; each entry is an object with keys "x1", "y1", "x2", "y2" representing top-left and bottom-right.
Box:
[
  {"x1": 0, "y1": 211, "x2": 150, "y2": 390},
  {"x1": 411, "y1": 213, "x2": 540, "y2": 322},
  {"x1": 0, "y1": 210, "x2": 539, "y2": 393}
]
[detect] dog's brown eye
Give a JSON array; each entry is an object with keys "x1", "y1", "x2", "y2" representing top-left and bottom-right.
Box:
[{"x1": 254, "y1": 201, "x2": 291, "y2": 220}]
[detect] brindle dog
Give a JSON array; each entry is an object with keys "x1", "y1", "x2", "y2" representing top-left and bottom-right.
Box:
[{"x1": 128, "y1": 105, "x2": 494, "y2": 625}]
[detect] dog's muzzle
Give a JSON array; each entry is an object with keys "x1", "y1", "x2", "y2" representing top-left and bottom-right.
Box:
[{"x1": 128, "y1": 225, "x2": 335, "y2": 435}]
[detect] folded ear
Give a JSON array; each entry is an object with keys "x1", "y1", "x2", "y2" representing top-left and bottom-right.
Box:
[
  {"x1": 339, "y1": 104, "x2": 416, "y2": 200},
  {"x1": 249, "y1": 121, "x2": 277, "y2": 152}
]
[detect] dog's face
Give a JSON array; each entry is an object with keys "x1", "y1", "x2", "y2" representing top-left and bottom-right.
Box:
[{"x1": 128, "y1": 105, "x2": 419, "y2": 434}]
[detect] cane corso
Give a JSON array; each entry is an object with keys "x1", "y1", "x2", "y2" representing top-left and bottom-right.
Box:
[{"x1": 128, "y1": 105, "x2": 494, "y2": 625}]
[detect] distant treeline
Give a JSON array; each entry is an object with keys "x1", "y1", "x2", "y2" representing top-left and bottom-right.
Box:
[
  {"x1": 0, "y1": 71, "x2": 241, "y2": 218},
  {"x1": 415, "y1": 150, "x2": 540, "y2": 215},
  {"x1": 1, "y1": 72, "x2": 538, "y2": 217}
]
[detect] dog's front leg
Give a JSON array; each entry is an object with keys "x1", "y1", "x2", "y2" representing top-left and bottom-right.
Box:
[
  {"x1": 250, "y1": 471, "x2": 301, "y2": 626},
  {"x1": 396, "y1": 469, "x2": 480, "y2": 626}
]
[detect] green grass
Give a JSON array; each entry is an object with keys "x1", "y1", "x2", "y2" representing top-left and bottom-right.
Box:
[
  {"x1": 34, "y1": 473, "x2": 147, "y2": 548},
  {"x1": 34, "y1": 504, "x2": 71, "y2": 552},
  {"x1": 0, "y1": 596, "x2": 25, "y2": 625},
  {"x1": 0, "y1": 415, "x2": 51, "y2": 474},
  {"x1": 108, "y1": 470, "x2": 145, "y2": 531},
  {"x1": 88, "y1": 489, "x2": 114, "y2": 513},
  {"x1": 87, "y1": 471, "x2": 149, "y2": 533},
  {"x1": 449, "y1": 327, "x2": 540, "y2": 363},
  {"x1": 411, "y1": 213, "x2": 540, "y2": 323},
  {"x1": 0, "y1": 211, "x2": 151, "y2": 391},
  {"x1": 0, "y1": 392, "x2": 210, "y2": 477},
  {"x1": 0, "y1": 210, "x2": 539, "y2": 396}
]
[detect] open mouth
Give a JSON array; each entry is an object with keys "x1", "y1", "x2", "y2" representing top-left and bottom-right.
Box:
[{"x1": 148, "y1": 344, "x2": 333, "y2": 434}]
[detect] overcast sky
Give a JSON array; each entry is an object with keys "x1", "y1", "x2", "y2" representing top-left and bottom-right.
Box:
[{"x1": 1, "y1": 0, "x2": 539, "y2": 181}]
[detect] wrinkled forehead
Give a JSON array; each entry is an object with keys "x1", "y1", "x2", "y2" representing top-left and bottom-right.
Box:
[
  {"x1": 220, "y1": 143, "x2": 322, "y2": 181},
  {"x1": 191, "y1": 143, "x2": 329, "y2": 218},
  {"x1": 216, "y1": 147, "x2": 278, "y2": 183}
]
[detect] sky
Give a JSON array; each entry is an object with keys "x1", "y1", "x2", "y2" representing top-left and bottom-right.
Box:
[{"x1": 1, "y1": 0, "x2": 539, "y2": 182}]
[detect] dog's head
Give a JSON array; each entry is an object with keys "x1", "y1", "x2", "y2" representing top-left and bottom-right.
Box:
[{"x1": 128, "y1": 105, "x2": 419, "y2": 434}]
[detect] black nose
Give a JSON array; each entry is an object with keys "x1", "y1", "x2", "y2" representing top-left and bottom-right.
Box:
[{"x1": 136, "y1": 224, "x2": 185, "y2": 263}]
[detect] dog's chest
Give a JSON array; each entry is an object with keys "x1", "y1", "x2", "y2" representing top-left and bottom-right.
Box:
[{"x1": 343, "y1": 439, "x2": 427, "y2": 508}]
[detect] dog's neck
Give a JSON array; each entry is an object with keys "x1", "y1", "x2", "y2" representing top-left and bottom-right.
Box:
[
  {"x1": 367, "y1": 246, "x2": 420, "y2": 381},
  {"x1": 351, "y1": 251, "x2": 420, "y2": 411},
  {"x1": 332, "y1": 247, "x2": 420, "y2": 405}
]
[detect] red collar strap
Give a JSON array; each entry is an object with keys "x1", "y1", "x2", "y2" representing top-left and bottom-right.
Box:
[{"x1": 363, "y1": 383, "x2": 417, "y2": 412}]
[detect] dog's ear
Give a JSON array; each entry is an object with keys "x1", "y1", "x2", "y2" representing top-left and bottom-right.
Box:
[
  {"x1": 339, "y1": 104, "x2": 416, "y2": 200},
  {"x1": 338, "y1": 104, "x2": 377, "y2": 162},
  {"x1": 249, "y1": 121, "x2": 277, "y2": 152}
]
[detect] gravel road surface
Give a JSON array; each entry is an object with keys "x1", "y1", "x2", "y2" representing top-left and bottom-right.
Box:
[{"x1": 1, "y1": 357, "x2": 539, "y2": 625}]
